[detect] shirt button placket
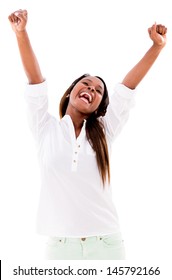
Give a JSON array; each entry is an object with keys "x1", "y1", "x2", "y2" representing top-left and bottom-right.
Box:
[{"x1": 71, "y1": 143, "x2": 80, "y2": 171}]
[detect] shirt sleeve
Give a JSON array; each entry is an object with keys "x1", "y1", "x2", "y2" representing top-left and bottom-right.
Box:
[
  {"x1": 24, "y1": 80, "x2": 52, "y2": 144},
  {"x1": 102, "y1": 83, "x2": 136, "y2": 142}
]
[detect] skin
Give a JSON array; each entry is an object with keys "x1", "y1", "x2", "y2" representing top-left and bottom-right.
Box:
[
  {"x1": 122, "y1": 23, "x2": 167, "y2": 89},
  {"x1": 8, "y1": 9, "x2": 167, "y2": 137},
  {"x1": 65, "y1": 76, "x2": 104, "y2": 136},
  {"x1": 8, "y1": 10, "x2": 44, "y2": 84}
]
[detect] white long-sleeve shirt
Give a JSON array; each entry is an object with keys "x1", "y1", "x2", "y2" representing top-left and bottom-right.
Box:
[{"x1": 24, "y1": 81, "x2": 136, "y2": 237}]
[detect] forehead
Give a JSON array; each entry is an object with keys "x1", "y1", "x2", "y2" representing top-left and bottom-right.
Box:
[{"x1": 81, "y1": 76, "x2": 104, "y2": 89}]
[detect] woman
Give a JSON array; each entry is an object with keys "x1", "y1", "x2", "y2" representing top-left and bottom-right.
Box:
[{"x1": 8, "y1": 9, "x2": 167, "y2": 260}]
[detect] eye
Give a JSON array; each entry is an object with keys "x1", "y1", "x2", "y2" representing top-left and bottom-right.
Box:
[
  {"x1": 82, "y1": 82, "x2": 88, "y2": 86},
  {"x1": 96, "y1": 89, "x2": 103, "y2": 95}
]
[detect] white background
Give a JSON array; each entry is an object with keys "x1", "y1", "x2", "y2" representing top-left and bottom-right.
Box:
[{"x1": 0, "y1": 0, "x2": 171, "y2": 270}]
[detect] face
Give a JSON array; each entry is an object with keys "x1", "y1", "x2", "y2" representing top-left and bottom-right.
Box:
[{"x1": 66, "y1": 76, "x2": 104, "y2": 116}]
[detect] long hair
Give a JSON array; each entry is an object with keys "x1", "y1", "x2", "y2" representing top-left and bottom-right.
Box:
[{"x1": 59, "y1": 74, "x2": 110, "y2": 186}]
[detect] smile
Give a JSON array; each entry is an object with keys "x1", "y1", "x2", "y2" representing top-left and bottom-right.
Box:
[{"x1": 79, "y1": 92, "x2": 93, "y2": 104}]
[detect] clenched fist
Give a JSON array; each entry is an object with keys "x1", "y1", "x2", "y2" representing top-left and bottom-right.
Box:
[
  {"x1": 148, "y1": 23, "x2": 167, "y2": 48},
  {"x1": 8, "y1": 9, "x2": 28, "y2": 33}
]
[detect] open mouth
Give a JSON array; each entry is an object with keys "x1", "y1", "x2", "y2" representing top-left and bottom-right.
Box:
[{"x1": 79, "y1": 92, "x2": 93, "y2": 104}]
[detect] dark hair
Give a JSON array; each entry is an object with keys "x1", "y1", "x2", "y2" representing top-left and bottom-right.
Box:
[{"x1": 59, "y1": 74, "x2": 110, "y2": 185}]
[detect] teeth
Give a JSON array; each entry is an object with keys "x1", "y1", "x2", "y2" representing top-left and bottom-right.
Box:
[{"x1": 79, "y1": 92, "x2": 92, "y2": 103}]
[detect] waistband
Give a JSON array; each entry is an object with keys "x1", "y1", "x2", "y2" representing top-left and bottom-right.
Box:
[{"x1": 49, "y1": 232, "x2": 122, "y2": 244}]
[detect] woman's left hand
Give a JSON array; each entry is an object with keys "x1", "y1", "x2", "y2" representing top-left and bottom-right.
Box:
[{"x1": 148, "y1": 23, "x2": 167, "y2": 48}]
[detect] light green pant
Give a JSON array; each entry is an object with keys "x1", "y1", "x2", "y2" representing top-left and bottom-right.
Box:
[{"x1": 45, "y1": 232, "x2": 125, "y2": 260}]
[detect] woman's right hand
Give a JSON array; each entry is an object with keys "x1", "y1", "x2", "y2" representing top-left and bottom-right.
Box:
[
  {"x1": 8, "y1": 9, "x2": 44, "y2": 84},
  {"x1": 8, "y1": 9, "x2": 28, "y2": 34}
]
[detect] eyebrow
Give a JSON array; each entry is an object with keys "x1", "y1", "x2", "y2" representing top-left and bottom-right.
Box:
[{"x1": 83, "y1": 79, "x2": 103, "y2": 90}]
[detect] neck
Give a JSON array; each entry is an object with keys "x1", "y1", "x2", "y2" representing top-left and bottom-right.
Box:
[{"x1": 65, "y1": 108, "x2": 87, "y2": 137}]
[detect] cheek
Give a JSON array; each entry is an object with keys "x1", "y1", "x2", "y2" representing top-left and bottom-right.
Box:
[
  {"x1": 69, "y1": 91, "x2": 77, "y2": 103},
  {"x1": 94, "y1": 95, "x2": 103, "y2": 107}
]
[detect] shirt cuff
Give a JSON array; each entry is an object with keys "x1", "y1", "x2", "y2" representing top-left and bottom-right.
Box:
[
  {"x1": 113, "y1": 83, "x2": 136, "y2": 99},
  {"x1": 25, "y1": 80, "x2": 47, "y2": 97}
]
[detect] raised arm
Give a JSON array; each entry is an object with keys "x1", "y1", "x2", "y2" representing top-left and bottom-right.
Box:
[
  {"x1": 8, "y1": 9, "x2": 44, "y2": 84},
  {"x1": 122, "y1": 23, "x2": 167, "y2": 89}
]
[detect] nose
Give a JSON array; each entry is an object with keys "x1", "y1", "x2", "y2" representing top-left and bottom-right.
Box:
[{"x1": 88, "y1": 85, "x2": 95, "y2": 92}]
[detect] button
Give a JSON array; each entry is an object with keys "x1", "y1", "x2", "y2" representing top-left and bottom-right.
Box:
[
  {"x1": 75, "y1": 151, "x2": 77, "y2": 154},
  {"x1": 73, "y1": 160, "x2": 76, "y2": 163},
  {"x1": 78, "y1": 145, "x2": 80, "y2": 148},
  {"x1": 81, "y1": 237, "x2": 86, "y2": 241}
]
